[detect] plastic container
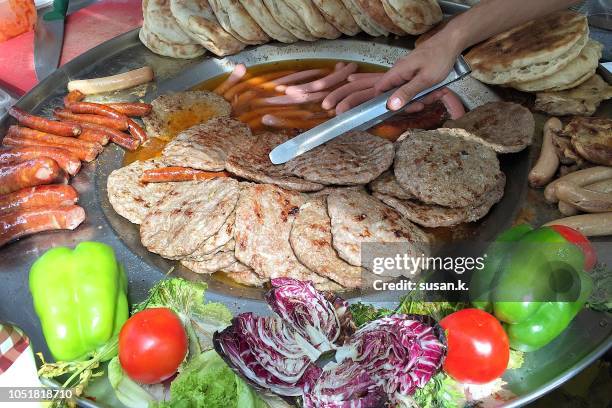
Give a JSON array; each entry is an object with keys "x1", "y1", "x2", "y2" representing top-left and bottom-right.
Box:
[{"x1": 0, "y1": 0, "x2": 36, "y2": 43}]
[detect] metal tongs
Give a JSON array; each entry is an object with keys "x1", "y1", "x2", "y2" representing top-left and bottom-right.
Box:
[{"x1": 269, "y1": 56, "x2": 472, "y2": 164}]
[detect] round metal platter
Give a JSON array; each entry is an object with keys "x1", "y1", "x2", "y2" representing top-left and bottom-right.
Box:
[{"x1": 0, "y1": 29, "x2": 610, "y2": 407}]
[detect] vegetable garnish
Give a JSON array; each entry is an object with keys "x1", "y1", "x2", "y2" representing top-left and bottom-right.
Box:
[
  {"x1": 440, "y1": 309, "x2": 510, "y2": 384},
  {"x1": 214, "y1": 278, "x2": 446, "y2": 407},
  {"x1": 470, "y1": 225, "x2": 595, "y2": 352},
  {"x1": 119, "y1": 308, "x2": 188, "y2": 384}
]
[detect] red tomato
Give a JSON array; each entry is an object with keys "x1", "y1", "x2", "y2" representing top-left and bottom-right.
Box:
[
  {"x1": 440, "y1": 308, "x2": 509, "y2": 384},
  {"x1": 549, "y1": 225, "x2": 596, "y2": 271},
  {"x1": 119, "y1": 307, "x2": 188, "y2": 384}
]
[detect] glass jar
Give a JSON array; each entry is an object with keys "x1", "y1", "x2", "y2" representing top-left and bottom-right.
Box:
[{"x1": 0, "y1": 0, "x2": 36, "y2": 43}]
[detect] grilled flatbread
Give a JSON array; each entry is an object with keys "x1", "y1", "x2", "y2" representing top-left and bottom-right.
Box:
[
  {"x1": 170, "y1": 0, "x2": 245, "y2": 56},
  {"x1": 208, "y1": 0, "x2": 269, "y2": 44},
  {"x1": 139, "y1": 26, "x2": 205, "y2": 59},
  {"x1": 382, "y1": 0, "x2": 442, "y2": 35},
  {"x1": 311, "y1": 0, "x2": 360, "y2": 36},
  {"x1": 339, "y1": 0, "x2": 385, "y2": 36},
  {"x1": 262, "y1": 0, "x2": 317, "y2": 40},
  {"x1": 353, "y1": 0, "x2": 404, "y2": 35},
  {"x1": 285, "y1": 0, "x2": 341, "y2": 39},
  {"x1": 144, "y1": 0, "x2": 199, "y2": 45},
  {"x1": 466, "y1": 11, "x2": 589, "y2": 84},
  {"x1": 238, "y1": 0, "x2": 298, "y2": 43},
  {"x1": 512, "y1": 39, "x2": 603, "y2": 92}
]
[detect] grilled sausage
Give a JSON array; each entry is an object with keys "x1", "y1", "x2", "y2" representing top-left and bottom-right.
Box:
[
  {"x1": 529, "y1": 118, "x2": 562, "y2": 188},
  {"x1": 67, "y1": 66, "x2": 154, "y2": 94},
  {"x1": 0, "y1": 205, "x2": 85, "y2": 247},
  {"x1": 67, "y1": 102, "x2": 128, "y2": 121},
  {"x1": 0, "y1": 158, "x2": 67, "y2": 195},
  {"x1": 141, "y1": 167, "x2": 230, "y2": 183},
  {"x1": 5, "y1": 126, "x2": 102, "y2": 162},
  {"x1": 106, "y1": 102, "x2": 152, "y2": 117},
  {"x1": 127, "y1": 119, "x2": 148, "y2": 143},
  {"x1": 8, "y1": 107, "x2": 81, "y2": 137},
  {"x1": 54, "y1": 108, "x2": 128, "y2": 130},
  {"x1": 63, "y1": 90, "x2": 86, "y2": 106},
  {"x1": 544, "y1": 213, "x2": 612, "y2": 237},
  {"x1": 544, "y1": 167, "x2": 612, "y2": 203},
  {"x1": 0, "y1": 146, "x2": 81, "y2": 176},
  {"x1": 0, "y1": 185, "x2": 78, "y2": 215}
]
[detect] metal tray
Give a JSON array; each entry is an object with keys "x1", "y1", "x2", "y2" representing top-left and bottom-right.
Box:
[{"x1": 0, "y1": 29, "x2": 610, "y2": 407}]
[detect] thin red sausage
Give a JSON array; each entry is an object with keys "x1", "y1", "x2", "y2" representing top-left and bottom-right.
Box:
[
  {"x1": 127, "y1": 119, "x2": 147, "y2": 143},
  {"x1": 67, "y1": 102, "x2": 129, "y2": 121},
  {"x1": 63, "y1": 90, "x2": 86, "y2": 107},
  {"x1": 8, "y1": 107, "x2": 81, "y2": 137},
  {"x1": 0, "y1": 146, "x2": 81, "y2": 176},
  {"x1": 0, "y1": 158, "x2": 67, "y2": 195},
  {"x1": 53, "y1": 108, "x2": 128, "y2": 130},
  {"x1": 78, "y1": 129, "x2": 110, "y2": 145},
  {"x1": 106, "y1": 102, "x2": 152, "y2": 117},
  {"x1": 7, "y1": 126, "x2": 102, "y2": 154},
  {"x1": 3, "y1": 129, "x2": 100, "y2": 162},
  {"x1": 141, "y1": 167, "x2": 230, "y2": 183},
  {"x1": 0, "y1": 205, "x2": 85, "y2": 247},
  {"x1": 62, "y1": 121, "x2": 138, "y2": 150},
  {"x1": 0, "y1": 185, "x2": 79, "y2": 215}
]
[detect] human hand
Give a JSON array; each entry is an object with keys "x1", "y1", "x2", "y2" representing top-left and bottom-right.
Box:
[{"x1": 375, "y1": 37, "x2": 462, "y2": 111}]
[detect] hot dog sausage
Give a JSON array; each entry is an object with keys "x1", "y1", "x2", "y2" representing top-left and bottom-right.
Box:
[
  {"x1": 53, "y1": 108, "x2": 129, "y2": 130},
  {"x1": 544, "y1": 213, "x2": 612, "y2": 237},
  {"x1": 141, "y1": 167, "x2": 230, "y2": 183},
  {"x1": 0, "y1": 185, "x2": 78, "y2": 215},
  {"x1": 8, "y1": 107, "x2": 81, "y2": 137},
  {"x1": 0, "y1": 205, "x2": 86, "y2": 247},
  {"x1": 67, "y1": 66, "x2": 154, "y2": 95},
  {"x1": 0, "y1": 146, "x2": 81, "y2": 176},
  {"x1": 285, "y1": 63, "x2": 357, "y2": 95},
  {"x1": 0, "y1": 158, "x2": 67, "y2": 195},
  {"x1": 261, "y1": 115, "x2": 326, "y2": 130},
  {"x1": 213, "y1": 64, "x2": 247, "y2": 95},
  {"x1": 555, "y1": 181, "x2": 612, "y2": 213},
  {"x1": 529, "y1": 118, "x2": 562, "y2": 188},
  {"x1": 251, "y1": 92, "x2": 329, "y2": 107},
  {"x1": 544, "y1": 167, "x2": 612, "y2": 203}
]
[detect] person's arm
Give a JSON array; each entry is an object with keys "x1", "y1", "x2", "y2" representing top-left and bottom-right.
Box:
[{"x1": 378, "y1": 0, "x2": 582, "y2": 110}]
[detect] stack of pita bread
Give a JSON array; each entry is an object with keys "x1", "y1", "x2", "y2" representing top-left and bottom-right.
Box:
[
  {"x1": 466, "y1": 11, "x2": 602, "y2": 94},
  {"x1": 140, "y1": 0, "x2": 443, "y2": 58}
]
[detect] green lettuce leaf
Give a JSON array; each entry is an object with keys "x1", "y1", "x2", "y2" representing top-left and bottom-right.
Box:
[
  {"x1": 412, "y1": 373, "x2": 466, "y2": 408},
  {"x1": 107, "y1": 357, "x2": 159, "y2": 408},
  {"x1": 153, "y1": 350, "x2": 267, "y2": 408}
]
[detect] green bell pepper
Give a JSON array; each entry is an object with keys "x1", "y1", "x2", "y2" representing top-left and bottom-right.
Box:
[
  {"x1": 470, "y1": 225, "x2": 593, "y2": 352},
  {"x1": 29, "y1": 241, "x2": 129, "y2": 361}
]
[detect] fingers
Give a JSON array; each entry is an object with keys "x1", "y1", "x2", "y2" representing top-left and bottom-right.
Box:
[
  {"x1": 402, "y1": 102, "x2": 425, "y2": 114},
  {"x1": 387, "y1": 74, "x2": 431, "y2": 110},
  {"x1": 335, "y1": 88, "x2": 377, "y2": 114}
]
